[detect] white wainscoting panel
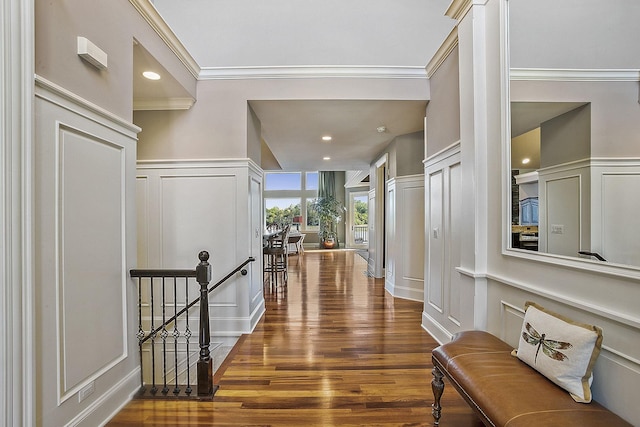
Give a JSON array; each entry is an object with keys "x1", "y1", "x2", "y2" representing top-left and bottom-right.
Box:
[
  {"x1": 427, "y1": 170, "x2": 444, "y2": 311},
  {"x1": 136, "y1": 160, "x2": 264, "y2": 338},
  {"x1": 385, "y1": 183, "x2": 396, "y2": 294},
  {"x1": 57, "y1": 125, "x2": 127, "y2": 400},
  {"x1": 35, "y1": 76, "x2": 139, "y2": 426},
  {"x1": 537, "y1": 160, "x2": 590, "y2": 255},
  {"x1": 422, "y1": 144, "x2": 466, "y2": 341},
  {"x1": 386, "y1": 175, "x2": 425, "y2": 301},
  {"x1": 596, "y1": 164, "x2": 640, "y2": 266},
  {"x1": 160, "y1": 174, "x2": 238, "y2": 305},
  {"x1": 487, "y1": 277, "x2": 640, "y2": 426}
]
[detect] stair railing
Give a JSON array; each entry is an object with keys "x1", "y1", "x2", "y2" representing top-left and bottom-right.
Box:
[{"x1": 130, "y1": 251, "x2": 255, "y2": 399}]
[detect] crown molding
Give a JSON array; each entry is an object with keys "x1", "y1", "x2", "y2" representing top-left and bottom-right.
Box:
[
  {"x1": 426, "y1": 27, "x2": 458, "y2": 78},
  {"x1": 510, "y1": 68, "x2": 640, "y2": 82},
  {"x1": 129, "y1": 0, "x2": 200, "y2": 79},
  {"x1": 133, "y1": 97, "x2": 195, "y2": 111},
  {"x1": 199, "y1": 65, "x2": 427, "y2": 80}
]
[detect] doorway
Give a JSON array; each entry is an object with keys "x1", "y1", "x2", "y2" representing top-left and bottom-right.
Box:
[{"x1": 347, "y1": 191, "x2": 369, "y2": 249}]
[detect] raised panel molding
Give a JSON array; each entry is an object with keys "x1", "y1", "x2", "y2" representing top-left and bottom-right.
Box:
[
  {"x1": 136, "y1": 160, "x2": 263, "y2": 337},
  {"x1": 35, "y1": 79, "x2": 139, "y2": 426},
  {"x1": 56, "y1": 125, "x2": 128, "y2": 403},
  {"x1": 387, "y1": 175, "x2": 425, "y2": 302},
  {"x1": 423, "y1": 144, "x2": 465, "y2": 339}
]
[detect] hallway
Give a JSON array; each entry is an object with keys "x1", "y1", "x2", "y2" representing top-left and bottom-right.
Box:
[{"x1": 108, "y1": 250, "x2": 481, "y2": 426}]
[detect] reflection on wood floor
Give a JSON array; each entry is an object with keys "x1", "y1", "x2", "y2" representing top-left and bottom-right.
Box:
[{"x1": 108, "y1": 250, "x2": 482, "y2": 426}]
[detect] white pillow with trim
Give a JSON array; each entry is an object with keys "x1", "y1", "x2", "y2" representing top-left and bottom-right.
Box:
[{"x1": 513, "y1": 301, "x2": 603, "y2": 403}]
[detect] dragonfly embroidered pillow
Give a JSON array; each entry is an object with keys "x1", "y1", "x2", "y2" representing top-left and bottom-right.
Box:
[{"x1": 513, "y1": 301, "x2": 603, "y2": 403}]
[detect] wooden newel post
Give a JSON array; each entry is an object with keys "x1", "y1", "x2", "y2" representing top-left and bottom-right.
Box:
[{"x1": 196, "y1": 250, "x2": 213, "y2": 397}]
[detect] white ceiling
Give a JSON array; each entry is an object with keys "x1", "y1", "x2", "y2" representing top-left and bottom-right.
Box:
[{"x1": 134, "y1": 1, "x2": 456, "y2": 172}]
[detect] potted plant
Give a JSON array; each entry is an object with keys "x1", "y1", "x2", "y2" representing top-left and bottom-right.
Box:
[{"x1": 310, "y1": 196, "x2": 343, "y2": 249}]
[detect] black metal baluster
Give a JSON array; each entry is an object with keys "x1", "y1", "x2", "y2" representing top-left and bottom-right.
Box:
[
  {"x1": 161, "y1": 277, "x2": 169, "y2": 395},
  {"x1": 185, "y1": 276, "x2": 192, "y2": 395},
  {"x1": 150, "y1": 277, "x2": 157, "y2": 395},
  {"x1": 136, "y1": 277, "x2": 146, "y2": 394},
  {"x1": 173, "y1": 277, "x2": 180, "y2": 395}
]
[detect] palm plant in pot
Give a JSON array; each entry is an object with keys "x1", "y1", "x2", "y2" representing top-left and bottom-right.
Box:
[{"x1": 310, "y1": 196, "x2": 343, "y2": 249}]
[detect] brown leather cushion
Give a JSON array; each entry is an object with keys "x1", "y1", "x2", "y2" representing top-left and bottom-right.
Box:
[{"x1": 432, "y1": 331, "x2": 632, "y2": 426}]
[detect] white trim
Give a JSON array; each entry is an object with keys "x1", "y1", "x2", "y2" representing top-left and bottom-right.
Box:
[
  {"x1": 426, "y1": 27, "x2": 459, "y2": 78},
  {"x1": 137, "y1": 158, "x2": 261, "y2": 170},
  {"x1": 133, "y1": 97, "x2": 195, "y2": 111},
  {"x1": 35, "y1": 76, "x2": 141, "y2": 136},
  {"x1": 1, "y1": 0, "x2": 35, "y2": 425},
  {"x1": 460, "y1": 266, "x2": 640, "y2": 329},
  {"x1": 199, "y1": 65, "x2": 428, "y2": 80},
  {"x1": 510, "y1": 68, "x2": 640, "y2": 82},
  {"x1": 344, "y1": 170, "x2": 369, "y2": 188},
  {"x1": 128, "y1": 0, "x2": 200, "y2": 79},
  {"x1": 446, "y1": 0, "x2": 489, "y2": 21},
  {"x1": 536, "y1": 158, "x2": 590, "y2": 176},
  {"x1": 374, "y1": 153, "x2": 389, "y2": 169},
  {"x1": 66, "y1": 367, "x2": 140, "y2": 427},
  {"x1": 590, "y1": 157, "x2": 640, "y2": 168},
  {"x1": 504, "y1": 246, "x2": 640, "y2": 280},
  {"x1": 501, "y1": 0, "x2": 512, "y2": 261},
  {"x1": 514, "y1": 171, "x2": 538, "y2": 185},
  {"x1": 485, "y1": 270, "x2": 640, "y2": 330},
  {"x1": 423, "y1": 141, "x2": 461, "y2": 168}
]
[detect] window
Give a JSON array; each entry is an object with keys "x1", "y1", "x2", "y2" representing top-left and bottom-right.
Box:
[
  {"x1": 265, "y1": 172, "x2": 301, "y2": 191},
  {"x1": 265, "y1": 198, "x2": 301, "y2": 226},
  {"x1": 264, "y1": 172, "x2": 318, "y2": 230},
  {"x1": 305, "y1": 172, "x2": 318, "y2": 190}
]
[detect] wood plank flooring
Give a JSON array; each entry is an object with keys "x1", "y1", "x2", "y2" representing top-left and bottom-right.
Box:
[{"x1": 108, "y1": 250, "x2": 482, "y2": 426}]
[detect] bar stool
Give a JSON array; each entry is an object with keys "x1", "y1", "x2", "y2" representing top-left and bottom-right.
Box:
[{"x1": 263, "y1": 224, "x2": 291, "y2": 290}]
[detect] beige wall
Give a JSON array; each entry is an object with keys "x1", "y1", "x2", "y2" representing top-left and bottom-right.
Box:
[
  {"x1": 510, "y1": 0, "x2": 640, "y2": 69},
  {"x1": 35, "y1": 0, "x2": 196, "y2": 121},
  {"x1": 426, "y1": 45, "x2": 461, "y2": 157},
  {"x1": 540, "y1": 104, "x2": 590, "y2": 167},
  {"x1": 136, "y1": 77, "x2": 429, "y2": 161},
  {"x1": 512, "y1": 80, "x2": 640, "y2": 158}
]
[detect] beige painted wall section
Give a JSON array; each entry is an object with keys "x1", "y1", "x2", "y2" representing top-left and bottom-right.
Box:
[
  {"x1": 35, "y1": 0, "x2": 196, "y2": 121},
  {"x1": 510, "y1": 0, "x2": 640, "y2": 70},
  {"x1": 136, "y1": 77, "x2": 429, "y2": 160},
  {"x1": 247, "y1": 104, "x2": 262, "y2": 165},
  {"x1": 426, "y1": 45, "x2": 461, "y2": 157},
  {"x1": 396, "y1": 131, "x2": 425, "y2": 176},
  {"x1": 540, "y1": 104, "x2": 590, "y2": 168},
  {"x1": 511, "y1": 80, "x2": 640, "y2": 158}
]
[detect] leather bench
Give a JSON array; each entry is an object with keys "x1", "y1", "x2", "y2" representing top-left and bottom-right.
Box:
[{"x1": 431, "y1": 331, "x2": 632, "y2": 426}]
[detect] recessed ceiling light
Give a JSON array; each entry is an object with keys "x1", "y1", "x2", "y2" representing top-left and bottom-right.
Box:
[
  {"x1": 522, "y1": 158, "x2": 531, "y2": 164},
  {"x1": 322, "y1": 136, "x2": 332, "y2": 141},
  {"x1": 377, "y1": 125, "x2": 387, "y2": 133},
  {"x1": 142, "y1": 71, "x2": 161, "y2": 80},
  {"x1": 323, "y1": 156, "x2": 331, "y2": 160}
]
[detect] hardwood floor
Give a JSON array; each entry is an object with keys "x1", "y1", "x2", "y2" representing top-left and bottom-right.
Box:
[{"x1": 108, "y1": 250, "x2": 482, "y2": 426}]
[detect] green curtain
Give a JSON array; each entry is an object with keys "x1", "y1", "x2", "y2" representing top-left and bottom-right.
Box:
[{"x1": 318, "y1": 171, "x2": 335, "y2": 199}]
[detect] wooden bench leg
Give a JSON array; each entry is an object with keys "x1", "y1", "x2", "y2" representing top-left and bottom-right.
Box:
[{"x1": 432, "y1": 365, "x2": 445, "y2": 426}]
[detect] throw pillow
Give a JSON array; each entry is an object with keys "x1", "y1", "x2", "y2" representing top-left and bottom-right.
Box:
[{"x1": 513, "y1": 301, "x2": 603, "y2": 403}]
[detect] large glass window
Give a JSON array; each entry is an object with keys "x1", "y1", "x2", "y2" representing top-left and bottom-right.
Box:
[
  {"x1": 264, "y1": 172, "x2": 318, "y2": 230},
  {"x1": 305, "y1": 172, "x2": 318, "y2": 190},
  {"x1": 265, "y1": 172, "x2": 301, "y2": 191}
]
